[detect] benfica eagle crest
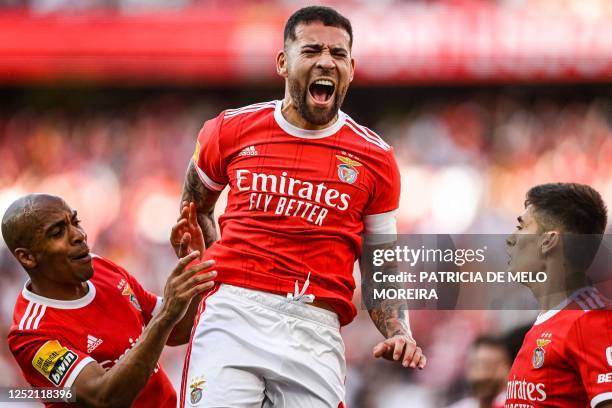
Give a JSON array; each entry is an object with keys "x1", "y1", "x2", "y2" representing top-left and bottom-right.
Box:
[
  {"x1": 532, "y1": 338, "x2": 551, "y2": 369},
  {"x1": 336, "y1": 155, "x2": 362, "y2": 184}
]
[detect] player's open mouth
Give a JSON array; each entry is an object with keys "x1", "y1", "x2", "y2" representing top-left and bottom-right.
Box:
[
  {"x1": 71, "y1": 249, "x2": 91, "y2": 263},
  {"x1": 308, "y1": 79, "x2": 335, "y2": 106}
]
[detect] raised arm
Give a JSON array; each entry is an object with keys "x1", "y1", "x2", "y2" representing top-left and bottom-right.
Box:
[
  {"x1": 360, "y1": 241, "x2": 426, "y2": 369},
  {"x1": 179, "y1": 159, "x2": 222, "y2": 250},
  {"x1": 165, "y1": 157, "x2": 223, "y2": 345},
  {"x1": 72, "y1": 252, "x2": 216, "y2": 408}
]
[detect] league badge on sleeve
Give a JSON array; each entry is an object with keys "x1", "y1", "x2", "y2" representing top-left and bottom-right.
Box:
[
  {"x1": 336, "y1": 155, "x2": 362, "y2": 184},
  {"x1": 32, "y1": 340, "x2": 78, "y2": 386},
  {"x1": 193, "y1": 141, "x2": 201, "y2": 163},
  {"x1": 532, "y1": 338, "x2": 551, "y2": 369}
]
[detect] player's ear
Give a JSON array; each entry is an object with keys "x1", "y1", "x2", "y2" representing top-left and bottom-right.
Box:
[
  {"x1": 540, "y1": 231, "x2": 560, "y2": 256},
  {"x1": 276, "y1": 49, "x2": 288, "y2": 78},
  {"x1": 15, "y1": 248, "x2": 37, "y2": 270},
  {"x1": 349, "y1": 56, "x2": 355, "y2": 83}
]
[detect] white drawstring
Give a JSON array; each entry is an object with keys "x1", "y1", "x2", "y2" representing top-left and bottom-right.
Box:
[{"x1": 287, "y1": 272, "x2": 315, "y2": 304}]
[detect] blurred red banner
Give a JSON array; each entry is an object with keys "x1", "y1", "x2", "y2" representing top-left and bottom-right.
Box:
[{"x1": 1, "y1": 3, "x2": 611, "y2": 85}]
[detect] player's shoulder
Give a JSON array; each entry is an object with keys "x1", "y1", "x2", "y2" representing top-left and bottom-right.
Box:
[
  {"x1": 91, "y1": 253, "x2": 128, "y2": 278},
  {"x1": 341, "y1": 113, "x2": 392, "y2": 154},
  {"x1": 8, "y1": 295, "x2": 64, "y2": 350},
  {"x1": 221, "y1": 100, "x2": 277, "y2": 124},
  {"x1": 9, "y1": 289, "x2": 40, "y2": 334},
  {"x1": 565, "y1": 287, "x2": 611, "y2": 326},
  {"x1": 570, "y1": 286, "x2": 610, "y2": 311}
]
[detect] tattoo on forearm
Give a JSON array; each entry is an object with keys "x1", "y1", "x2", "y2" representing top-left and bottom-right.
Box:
[
  {"x1": 361, "y1": 243, "x2": 411, "y2": 339},
  {"x1": 368, "y1": 301, "x2": 411, "y2": 339},
  {"x1": 181, "y1": 160, "x2": 221, "y2": 249}
]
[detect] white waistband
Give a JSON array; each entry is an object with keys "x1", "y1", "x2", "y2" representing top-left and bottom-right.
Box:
[{"x1": 218, "y1": 284, "x2": 340, "y2": 329}]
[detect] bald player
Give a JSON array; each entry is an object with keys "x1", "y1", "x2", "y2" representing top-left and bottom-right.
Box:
[{"x1": 3, "y1": 193, "x2": 216, "y2": 407}]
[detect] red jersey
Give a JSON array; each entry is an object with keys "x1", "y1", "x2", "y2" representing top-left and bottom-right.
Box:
[
  {"x1": 505, "y1": 287, "x2": 612, "y2": 408},
  {"x1": 7, "y1": 255, "x2": 176, "y2": 408},
  {"x1": 193, "y1": 100, "x2": 400, "y2": 325}
]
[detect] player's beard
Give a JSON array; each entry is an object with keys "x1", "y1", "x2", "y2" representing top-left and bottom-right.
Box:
[{"x1": 289, "y1": 79, "x2": 346, "y2": 127}]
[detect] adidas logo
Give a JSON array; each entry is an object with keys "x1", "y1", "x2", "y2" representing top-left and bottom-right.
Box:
[
  {"x1": 87, "y1": 335, "x2": 103, "y2": 353},
  {"x1": 238, "y1": 145, "x2": 258, "y2": 157}
]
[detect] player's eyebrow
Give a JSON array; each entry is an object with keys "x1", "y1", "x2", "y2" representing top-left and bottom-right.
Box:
[
  {"x1": 44, "y1": 211, "x2": 77, "y2": 234},
  {"x1": 302, "y1": 43, "x2": 323, "y2": 50},
  {"x1": 45, "y1": 218, "x2": 67, "y2": 234}
]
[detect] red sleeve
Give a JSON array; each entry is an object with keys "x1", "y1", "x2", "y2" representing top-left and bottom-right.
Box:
[
  {"x1": 193, "y1": 112, "x2": 229, "y2": 191},
  {"x1": 565, "y1": 310, "x2": 612, "y2": 407},
  {"x1": 8, "y1": 331, "x2": 95, "y2": 389},
  {"x1": 364, "y1": 148, "x2": 401, "y2": 216}
]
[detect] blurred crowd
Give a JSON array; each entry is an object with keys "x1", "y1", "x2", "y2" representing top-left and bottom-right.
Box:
[
  {"x1": 0, "y1": 85, "x2": 610, "y2": 407},
  {"x1": 1, "y1": 0, "x2": 612, "y2": 18}
]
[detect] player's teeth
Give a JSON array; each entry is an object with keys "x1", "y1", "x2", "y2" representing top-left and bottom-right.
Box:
[{"x1": 314, "y1": 80, "x2": 333, "y2": 87}]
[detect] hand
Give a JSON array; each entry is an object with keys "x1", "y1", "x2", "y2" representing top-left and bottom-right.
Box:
[
  {"x1": 373, "y1": 334, "x2": 426, "y2": 369},
  {"x1": 159, "y1": 251, "x2": 216, "y2": 326},
  {"x1": 171, "y1": 201, "x2": 205, "y2": 258}
]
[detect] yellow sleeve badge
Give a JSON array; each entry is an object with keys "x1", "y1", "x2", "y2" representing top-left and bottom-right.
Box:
[
  {"x1": 32, "y1": 340, "x2": 79, "y2": 386},
  {"x1": 193, "y1": 141, "x2": 201, "y2": 164}
]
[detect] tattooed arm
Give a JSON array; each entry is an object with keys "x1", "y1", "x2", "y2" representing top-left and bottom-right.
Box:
[
  {"x1": 360, "y1": 242, "x2": 426, "y2": 369},
  {"x1": 165, "y1": 159, "x2": 222, "y2": 345},
  {"x1": 176, "y1": 159, "x2": 222, "y2": 251}
]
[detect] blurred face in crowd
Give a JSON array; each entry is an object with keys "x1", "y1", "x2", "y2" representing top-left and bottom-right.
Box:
[
  {"x1": 505, "y1": 205, "x2": 553, "y2": 284},
  {"x1": 15, "y1": 195, "x2": 93, "y2": 285},
  {"x1": 277, "y1": 21, "x2": 355, "y2": 127},
  {"x1": 466, "y1": 344, "x2": 510, "y2": 402}
]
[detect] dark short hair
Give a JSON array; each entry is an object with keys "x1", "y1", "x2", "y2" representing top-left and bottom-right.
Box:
[
  {"x1": 526, "y1": 183, "x2": 607, "y2": 235},
  {"x1": 526, "y1": 183, "x2": 608, "y2": 271},
  {"x1": 284, "y1": 6, "x2": 353, "y2": 48},
  {"x1": 471, "y1": 335, "x2": 510, "y2": 362}
]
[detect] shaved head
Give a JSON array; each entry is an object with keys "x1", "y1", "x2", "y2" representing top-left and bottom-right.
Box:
[{"x1": 2, "y1": 193, "x2": 65, "y2": 253}]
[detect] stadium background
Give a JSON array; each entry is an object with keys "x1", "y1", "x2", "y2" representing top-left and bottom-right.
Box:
[{"x1": 1, "y1": 0, "x2": 611, "y2": 406}]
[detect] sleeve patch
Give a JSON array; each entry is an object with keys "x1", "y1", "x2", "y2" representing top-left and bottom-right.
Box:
[
  {"x1": 193, "y1": 140, "x2": 201, "y2": 163},
  {"x1": 32, "y1": 340, "x2": 79, "y2": 386}
]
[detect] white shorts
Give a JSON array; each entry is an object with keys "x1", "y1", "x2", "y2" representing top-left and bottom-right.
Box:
[{"x1": 180, "y1": 283, "x2": 346, "y2": 408}]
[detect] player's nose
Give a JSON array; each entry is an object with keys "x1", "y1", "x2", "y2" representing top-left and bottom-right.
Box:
[
  {"x1": 316, "y1": 50, "x2": 335, "y2": 70},
  {"x1": 70, "y1": 225, "x2": 87, "y2": 245}
]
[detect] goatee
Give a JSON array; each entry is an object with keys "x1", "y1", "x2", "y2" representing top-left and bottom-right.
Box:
[{"x1": 289, "y1": 81, "x2": 345, "y2": 126}]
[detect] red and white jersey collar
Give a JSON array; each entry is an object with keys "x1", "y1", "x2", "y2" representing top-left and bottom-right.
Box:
[
  {"x1": 534, "y1": 286, "x2": 607, "y2": 325},
  {"x1": 22, "y1": 279, "x2": 96, "y2": 310}
]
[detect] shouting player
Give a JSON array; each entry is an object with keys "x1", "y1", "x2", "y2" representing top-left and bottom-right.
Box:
[
  {"x1": 175, "y1": 5, "x2": 424, "y2": 407},
  {"x1": 505, "y1": 183, "x2": 612, "y2": 408},
  {"x1": 3, "y1": 194, "x2": 216, "y2": 407}
]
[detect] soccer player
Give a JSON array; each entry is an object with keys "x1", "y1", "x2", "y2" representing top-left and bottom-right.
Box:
[
  {"x1": 447, "y1": 336, "x2": 510, "y2": 408},
  {"x1": 504, "y1": 183, "x2": 612, "y2": 408},
  {"x1": 3, "y1": 193, "x2": 216, "y2": 407},
  {"x1": 175, "y1": 5, "x2": 424, "y2": 407}
]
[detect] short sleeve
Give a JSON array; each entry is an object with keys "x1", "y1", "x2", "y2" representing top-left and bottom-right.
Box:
[
  {"x1": 364, "y1": 149, "x2": 400, "y2": 216},
  {"x1": 565, "y1": 311, "x2": 612, "y2": 407},
  {"x1": 363, "y1": 149, "x2": 400, "y2": 237},
  {"x1": 8, "y1": 332, "x2": 94, "y2": 389},
  {"x1": 193, "y1": 112, "x2": 229, "y2": 191}
]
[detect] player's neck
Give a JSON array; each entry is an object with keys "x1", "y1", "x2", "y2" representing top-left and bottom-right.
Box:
[
  {"x1": 29, "y1": 277, "x2": 89, "y2": 301},
  {"x1": 280, "y1": 96, "x2": 338, "y2": 130},
  {"x1": 530, "y1": 261, "x2": 588, "y2": 311}
]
